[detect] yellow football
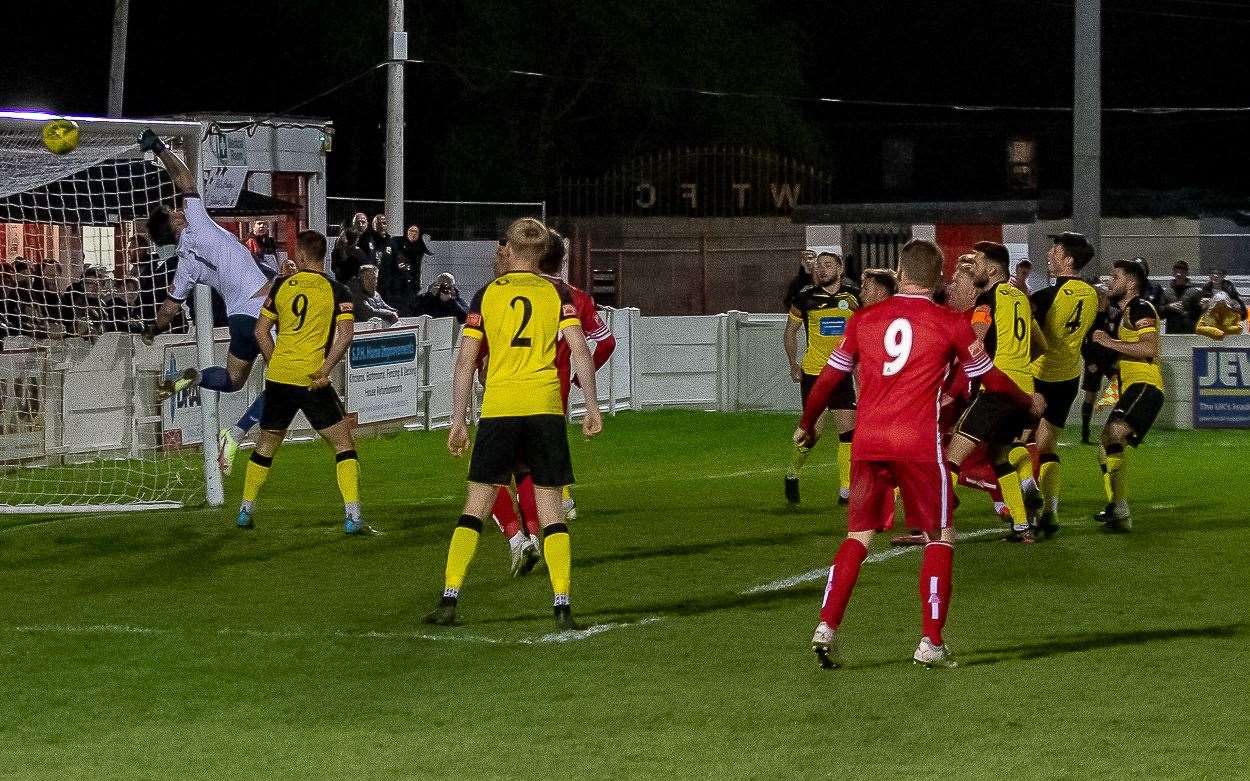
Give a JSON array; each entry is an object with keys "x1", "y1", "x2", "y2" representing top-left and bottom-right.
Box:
[{"x1": 42, "y1": 119, "x2": 80, "y2": 155}]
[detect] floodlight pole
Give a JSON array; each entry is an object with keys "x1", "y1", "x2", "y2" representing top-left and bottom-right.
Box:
[
  {"x1": 1073, "y1": 0, "x2": 1101, "y2": 264},
  {"x1": 108, "y1": 0, "x2": 129, "y2": 116},
  {"x1": 385, "y1": 0, "x2": 406, "y2": 235}
]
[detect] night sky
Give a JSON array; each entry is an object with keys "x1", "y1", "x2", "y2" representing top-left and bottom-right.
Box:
[{"x1": 3, "y1": 1, "x2": 1250, "y2": 202}]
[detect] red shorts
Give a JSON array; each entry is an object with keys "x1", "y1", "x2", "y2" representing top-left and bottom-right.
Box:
[{"x1": 849, "y1": 459, "x2": 953, "y2": 534}]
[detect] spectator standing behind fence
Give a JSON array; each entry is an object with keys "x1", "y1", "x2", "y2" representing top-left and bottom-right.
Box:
[
  {"x1": 350, "y1": 264, "x2": 400, "y2": 326},
  {"x1": 332, "y1": 225, "x2": 371, "y2": 286},
  {"x1": 331, "y1": 213, "x2": 368, "y2": 283},
  {"x1": 412, "y1": 272, "x2": 468, "y2": 323},
  {"x1": 784, "y1": 249, "x2": 816, "y2": 310},
  {"x1": 1199, "y1": 268, "x2": 1246, "y2": 318},
  {"x1": 1161, "y1": 260, "x2": 1200, "y2": 334},
  {"x1": 10, "y1": 259, "x2": 61, "y2": 338},
  {"x1": 1195, "y1": 291, "x2": 1245, "y2": 340},
  {"x1": 244, "y1": 221, "x2": 279, "y2": 276},
  {"x1": 384, "y1": 224, "x2": 431, "y2": 316},
  {"x1": 1133, "y1": 257, "x2": 1166, "y2": 312},
  {"x1": 1011, "y1": 259, "x2": 1033, "y2": 294},
  {"x1": 359, "y1": 214, "x2": 390, "y2": 264},
  {"x1": 106, "y1": 277, "x2": 146, "y2": 333}
]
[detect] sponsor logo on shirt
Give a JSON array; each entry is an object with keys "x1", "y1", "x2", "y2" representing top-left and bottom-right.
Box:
[{"x1": 819, "y1": 316, "x2": 846, "y2": 337}]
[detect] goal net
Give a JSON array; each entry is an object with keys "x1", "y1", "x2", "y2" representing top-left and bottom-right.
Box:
[{"x1": 0, "y1": 113, "x2": 211, "y2": 513}]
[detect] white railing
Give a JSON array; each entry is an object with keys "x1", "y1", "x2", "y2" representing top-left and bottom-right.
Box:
[{"x1": 5, "y1": 308, "x2": 1246, "y2": 466}]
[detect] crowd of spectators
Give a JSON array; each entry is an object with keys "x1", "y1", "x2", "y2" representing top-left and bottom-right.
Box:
[
  {"x1": 330, "y1": 212, "x2": 464, "y2": 323},
  {"x1": 0, "y1": 259, "x2": 150, "y2": 339}
]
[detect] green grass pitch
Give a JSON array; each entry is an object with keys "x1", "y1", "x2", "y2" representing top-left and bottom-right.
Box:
[{"x1": 0, "y1": 410, "x2": 1247, "y2": 778}]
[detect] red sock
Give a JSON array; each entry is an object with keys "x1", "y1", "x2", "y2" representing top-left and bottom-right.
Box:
[
  {"x1": 819, "y1": 538, "x2": 868, "y2": 629},
  {"x1": 491, "y1": 486, "x2": 521, "y2": 539},
  {"x1": 517, "y1": 474, "x2": 540, "y2": 537},
  {"x1": 919, "y1": 541, "x2": 954, "y2": 646}
]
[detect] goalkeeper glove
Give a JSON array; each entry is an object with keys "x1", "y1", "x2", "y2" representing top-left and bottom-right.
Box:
[{"x1": 138, "y1": 129, "x2": 167, "y2": 155}]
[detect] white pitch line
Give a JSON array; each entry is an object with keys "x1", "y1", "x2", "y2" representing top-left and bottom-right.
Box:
[
  {"x1": 4, "y1": 616, "x2": 664, "y2": 646},
  {"x1": 7, "y1": 623, "x2": 165, "y2": 636},
  {"x1": 521, "y1": 616, "x2": 663, "y2": 644},
  {"x1": 741, "y1": 527, "x2": 1004, "y2": 595}
]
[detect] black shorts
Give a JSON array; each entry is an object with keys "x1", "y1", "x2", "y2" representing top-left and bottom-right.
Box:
[
  {"x1": 469, "y1": 415, "x2": 573, "y2": 488},
  {"x1": 801, "y1": 372, "x2": 857, "y2": 411},
  {"x1": 1035, "y1": 377, "x2": 1081, "y2": 428},
  {"x1": 260, "y1": 380, "x2": 345, "y2": 432},
  {"x1": 1110, "y1": 383, "x2": 1165, "y2": 445},
  {"x1": 228, "y1": 314, "x2": 261, "y2": 363},
  {"x1": 954, "y1": 391, "x2": 1034, "y2": 447}
]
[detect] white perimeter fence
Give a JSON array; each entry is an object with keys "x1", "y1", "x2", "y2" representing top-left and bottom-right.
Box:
[{"x1": 3, "y1": 308, "x2": 1247, "y2": 468}]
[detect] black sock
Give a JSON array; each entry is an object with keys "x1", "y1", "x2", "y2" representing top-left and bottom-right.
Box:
[{"x1": 1081, "y1": 401, "x2": 1093, "y2": 437}]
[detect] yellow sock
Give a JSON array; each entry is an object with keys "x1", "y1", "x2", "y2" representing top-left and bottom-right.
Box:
[
  {"x1": 995, "y1": 463, "x2": 1028, "y2": 530},
  {"x1": 561, "y1": 485, "x2": 572, "y2": 502},
  {"x1": 241, "y1": 452, "x2": 272, "y2": 509},
  {"x1": 837, "y1": 435, "x2": 853, "y2": 492},
  {"x1": 1039, "y1": 456, "x2": 1061, "y2": 510},
  {"x1": 1102, "y1": 467, "x2": 1114, "y2": 503},
  {"x1": 1107, "y1": 449, "x2": 1128, "y2": 504},
  {"x1": 1009, "y1": 445, "x2": 1033, "y2": 486},
  {"x1": 788, "y1": 444, "x2": 812, "y2": 477},
  {"x1": 443, "y1": 516, "x2": 482, "y2": 594},
  {"x1": 543, "y1": 524, "x2": 572, "y2": 601},
  {"x1": 335, "y1": 450, "x2": 360, "y2": 504}
]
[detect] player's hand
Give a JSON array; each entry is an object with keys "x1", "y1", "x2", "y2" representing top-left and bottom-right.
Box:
[
  {"x1": 1091, "y1": 330, "x2": 1113, "y2": 348},
  {"x1": 308, "y1": 368, "x2": 331, "y2": 389},
  {"x1": 447, "y1": 422, "x2": 470, "y2": 456},
  {"x1": 141, "y1": 324, "x2": 159, "y2": 345},
  {"x1": 138, "y1": 129, "x2": 166, "y2": 154},
  {"x1": 1029, "y1": 392, "x2": 1047, "y2": 419},
  {"x1": 790, "y1": 366, "x2": 803, "y2": 383},
  {"x1": 793, "y1": 426, "x2": 816, "y2": 448},
  {"x1": 582, "y1": 408, "x2": 603, "y2": 439}
]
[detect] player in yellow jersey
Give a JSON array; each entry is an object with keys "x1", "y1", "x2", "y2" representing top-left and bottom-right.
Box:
[
  {"x1": 946, "y1": 242, "x2": 1045, "y2": 542},
  {"x1": 424, "y1": 218, "x2": 603, "y2": 630},
  {"x1": 236, "y1": 230, "x2": 370, "y2": 534},
  {"x1": 1028, "y1": 232, "x2": 1099, "y2": 536},
  {"x1": 784, "y1": 251, "x2": 860, "y2": 505},
  {"x1": 1090, "y1": 259, "x2": 1165, "y2": 532}
]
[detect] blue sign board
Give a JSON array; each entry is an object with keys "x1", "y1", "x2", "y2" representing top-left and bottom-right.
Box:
[
  {"x1": 349, "y1": 333, "x2": 417, "y2": 369},
  {"x1": 1193, "y1": 346, "x2": 1250, "y2": 428}
]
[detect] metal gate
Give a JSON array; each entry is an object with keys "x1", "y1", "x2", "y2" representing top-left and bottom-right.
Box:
[{"x1": 845, "y1": 225, "x2": 912, "y2": 278}]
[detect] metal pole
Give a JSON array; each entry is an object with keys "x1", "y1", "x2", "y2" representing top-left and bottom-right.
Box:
[
  {"x1": 385, "y1": 0, "x2": 406, "y2": 235},
  {"x1": 1073, "y1": 0, "x2": 1102, "y2": 266},
  {"x1": 108, "y1": 0, "x2": 129, "y2": 116},
  {"x1": 184, "y1": 133, "x2": 224, "y2": 507}
]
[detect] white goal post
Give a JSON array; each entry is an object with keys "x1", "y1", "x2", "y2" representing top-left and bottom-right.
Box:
[{"x1": 0, "y1": 112, "x2": 223, "y2": 513}]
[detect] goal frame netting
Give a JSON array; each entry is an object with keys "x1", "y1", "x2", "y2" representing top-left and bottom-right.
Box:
[{"x1": 0, "y1": 112, "x2": 223, "y2": 513}]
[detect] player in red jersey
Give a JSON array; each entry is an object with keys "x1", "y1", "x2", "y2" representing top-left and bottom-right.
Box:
[
  {"x1": 796, "y1": 240, "x2": 1044, "y2": 669},
  {"x1": 487, "y1": 229, "x2": 616, "y2": 575}
]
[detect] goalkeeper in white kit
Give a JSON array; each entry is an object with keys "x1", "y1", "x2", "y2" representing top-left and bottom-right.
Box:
[{"x1": 139, "y1": 129, "x2": 271, "y2": 475}]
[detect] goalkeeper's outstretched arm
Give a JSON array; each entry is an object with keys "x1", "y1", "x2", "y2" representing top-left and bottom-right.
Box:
[{"x1": 139, "y1": 129, "x2": 197, "y2": 195}]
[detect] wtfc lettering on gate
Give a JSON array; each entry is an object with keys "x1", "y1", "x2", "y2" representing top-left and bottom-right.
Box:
[
  {"x1": 557, "y1": 146, "x2": 834, "y2": 217},
  {"x1": 632, "y1": 182, "x2": 804, "y2": 211},
  {"x1": 1193, "y1": 347, "x2": 1250, "y2": 428}
]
